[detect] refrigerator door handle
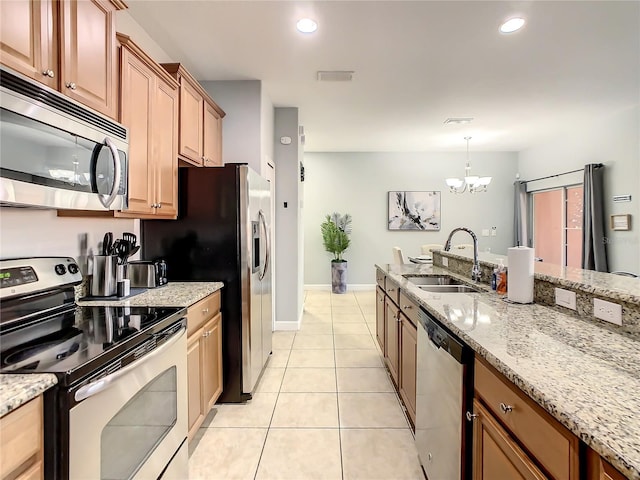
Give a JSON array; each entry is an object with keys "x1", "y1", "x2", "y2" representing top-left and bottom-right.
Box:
[{"x1": 258, "y1": 209, "x2": 270, "y2": 281}]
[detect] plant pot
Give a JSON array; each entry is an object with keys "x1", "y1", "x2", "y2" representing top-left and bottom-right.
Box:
[{"x1": 331, "y1": 261, "x2": 347, "y2": 294}]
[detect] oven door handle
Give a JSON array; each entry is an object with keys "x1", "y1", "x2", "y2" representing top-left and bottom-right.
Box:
[{"x1": 74, "y1": 325, "x2": 186, "y2": 402}]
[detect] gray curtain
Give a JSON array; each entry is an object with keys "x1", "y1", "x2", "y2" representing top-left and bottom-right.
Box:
[
  {"x1": 582, "y1": 163, "x2": 608, "y2": 271},
  {"x1": 513, "y1": 180, "x2": 529, "y2": 247}
]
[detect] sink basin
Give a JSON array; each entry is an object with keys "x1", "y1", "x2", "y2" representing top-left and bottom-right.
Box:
[
  {"x1": 404, "y1": 275, "x2": 464, "y2": 286},
  {"x1": 418, "y1": 285, "x2": 480, "y2": 293}
]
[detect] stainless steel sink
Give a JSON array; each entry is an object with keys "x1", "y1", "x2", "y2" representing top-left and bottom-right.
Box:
[
  {"x1": 418, "y1": 285, "x2": 480, "y2": 293},
  {"x1": 404, "y1": 275, "x2": 464, "y2": 286}
]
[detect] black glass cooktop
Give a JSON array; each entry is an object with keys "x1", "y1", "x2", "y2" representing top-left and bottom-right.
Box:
[{"x1": 0, "y1": 305, "x2": 185, "y2": 386}]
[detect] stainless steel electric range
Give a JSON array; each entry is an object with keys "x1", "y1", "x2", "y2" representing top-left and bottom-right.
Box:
[{"x1": 0, "y1": 257, "x2": 188, "y2": 480}]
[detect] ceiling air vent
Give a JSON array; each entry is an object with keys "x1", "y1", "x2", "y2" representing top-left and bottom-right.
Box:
[
  {"x1": 317, "y1": 71, "x2": 354, "y2": 82},
  {"x1": 444, "y1": 117, "x2": 474, "y2": 125}
]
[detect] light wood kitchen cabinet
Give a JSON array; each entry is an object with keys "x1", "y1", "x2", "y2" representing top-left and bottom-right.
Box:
[
  {"x1": 161, "y1": 63, "x2": 225, "y2": 167},
  {"x1": 0, "y1": 0, "x2": 125, "y2": 119},
  {"x1": 474, "y1": 357, "x2": 580, "y2": 480},
  {"x1": 0, "y1": 396, "x2": 43, "y2": 480},
  {"x1": 384, "y1": 296, "x2": 400, "y2": 387},
  {"x1": 399, "y1": 313, "x2": 417, "y2": 426},
  {"x1": 116, "y1": 34, "x2": 178, "y2": 219},
  {"x1": 186, "y1": 291, "x2": 223, "y2": 441},
  {"x1": 471, "y1": 399, "x2": 547, "y2": 480},
  {"x1": 586, "y1": 448, "x2": 627, "y2": 480}
]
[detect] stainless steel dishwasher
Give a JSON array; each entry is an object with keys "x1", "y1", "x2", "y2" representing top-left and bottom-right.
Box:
[{"x1": 415, "y1": 308, "x2": 473, "y2": 480}]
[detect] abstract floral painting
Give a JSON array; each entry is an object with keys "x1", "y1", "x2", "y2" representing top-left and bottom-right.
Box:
[{"x1": 388, "y1": 191, "x2": 441, "y2": 230}]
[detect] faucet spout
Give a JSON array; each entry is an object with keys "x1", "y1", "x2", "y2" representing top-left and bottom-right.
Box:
[{"x1": 444, "y1": 227, "x2": 482, "y2": 282}]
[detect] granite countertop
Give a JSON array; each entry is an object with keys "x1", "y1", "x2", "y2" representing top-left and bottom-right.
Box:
[
  {"x1": 77, "y1": 281, "x2": 224, "y2": 307},
  {"x1": 0, "y1": 374, "x2": 58, "y2": 418},
  {"x1": 377, "y1": 263, "x2": 640, "y2": 479},
  {"x1": 437, "y1": 249, "x2": 640, "y2": 304}
]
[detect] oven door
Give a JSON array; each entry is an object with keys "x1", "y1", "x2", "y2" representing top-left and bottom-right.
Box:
[{"x1": 68, "y1": 325, "x2": 187, "y2": 480}]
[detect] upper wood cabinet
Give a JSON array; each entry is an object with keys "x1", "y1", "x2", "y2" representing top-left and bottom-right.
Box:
[
  {"x1": 116, "y1": 33, "x2": 178, "y2": 219},
  {"x1": 161, "y1": 63, "x2": 225, "y2": 167},
  {"x1": 0, "y1": 0, "x2": 125, "y2": 119}
]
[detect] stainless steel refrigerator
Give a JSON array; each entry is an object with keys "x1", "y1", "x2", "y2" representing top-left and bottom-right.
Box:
[{"x1": 141, "y1": 164, "x2": 272, "y2": 403}]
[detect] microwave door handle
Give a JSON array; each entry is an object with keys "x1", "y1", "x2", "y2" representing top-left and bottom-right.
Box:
[
  {"x1": 258, "y1": 210, "x2": 270, "y2": 281},
  {"x1": 74, "y1": 325, "x2": 186, "y2": 402},
  {"x1": 97, "y1": 137, "x2": 121, "y2": 209}
]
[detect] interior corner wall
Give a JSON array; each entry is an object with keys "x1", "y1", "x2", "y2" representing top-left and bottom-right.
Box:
[
  {"x1": 303, "y1": 152, "x2": 519, "y2": 286},
  {"x1": 200, "y1": 80, "x2": 262, "y2": 173},
  {"x1": 274, "y1": 108, "x2": 303, "y2": 328},
  {"x1": 517, "y1": 105, "x2": 640, "y2": 274}
]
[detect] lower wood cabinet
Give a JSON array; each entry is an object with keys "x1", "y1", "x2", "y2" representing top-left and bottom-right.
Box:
[
  {"x1": 186, "y1": 291, "x2": 223, "y2": 441},
  {"x1": 586, "y1": 448, "x2": 627, "y2": 480},
  {"x1": 0, "y1": 396, "x2": 43, "y2": 480},
  {"x1": 375, "y1": 287, "x2": 385, "y2": 352},
  {"x1": 384, "y1": 296, "x2": 400, "y2": 387},
  {"x1": 399, "y1": 314, "x2": 417, "y2": 426}
]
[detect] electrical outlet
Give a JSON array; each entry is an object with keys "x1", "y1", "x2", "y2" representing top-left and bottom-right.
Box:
[
  {"x1": 442, "y1": 257, "x2": 449, "y2": 267},
  {"x1": 593, "y1": 298, "x2": 622, "y2": 325},
  {"x1": 491, "y1": 226, "x2": 497, "y2": 237},
  {"x1": 554, "y1": 288, "x2": 577, "y2": 310}
]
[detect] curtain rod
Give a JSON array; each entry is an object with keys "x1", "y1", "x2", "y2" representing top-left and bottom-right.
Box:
[{"x1": 520, "y1": 166, "x2": 592, "y2": 184}]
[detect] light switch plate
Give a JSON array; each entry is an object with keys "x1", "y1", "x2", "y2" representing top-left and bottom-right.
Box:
[
  {"x1": 593, "y1": 298, "x2": 622, "y2": 325},
  {"x1": 442, "y1": 257, "x2": 449, "y2": 267},
  {"x1": 555, "y1": 288, "x2": 577, "y2": 310},
  {"x1": 482, "y1": 229, "x2": 490, "y2": 237}
]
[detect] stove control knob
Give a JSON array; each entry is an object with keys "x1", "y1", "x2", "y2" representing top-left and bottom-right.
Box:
[
  {"x1": 55, "y1": 264, "x2": 67, "y2": 275},
  {"x1": 68, "y1": 263, "x2": 79, "y2": 275}
]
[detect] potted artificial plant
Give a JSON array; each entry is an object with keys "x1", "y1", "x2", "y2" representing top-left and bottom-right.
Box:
[{"x1": 321, "y1": 212, "x2": 352, "y2": 294}]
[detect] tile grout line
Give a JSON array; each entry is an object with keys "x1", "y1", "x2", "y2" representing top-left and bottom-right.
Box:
[{"x1": 331, "y1": 292, "x2": 346, "y2": 480}]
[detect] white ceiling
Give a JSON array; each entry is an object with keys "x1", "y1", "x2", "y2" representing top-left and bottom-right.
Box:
[{"x1": 126, "y1": 1, "x2": 640, "y2": 153}]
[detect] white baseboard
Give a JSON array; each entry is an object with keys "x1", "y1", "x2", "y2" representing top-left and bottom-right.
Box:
[
  {"x1": 303, "y1": 284, "x2": 376, "y2": 292},
  {"x1": 274, "y1": 321, "x2": 300, "y2": 331}
]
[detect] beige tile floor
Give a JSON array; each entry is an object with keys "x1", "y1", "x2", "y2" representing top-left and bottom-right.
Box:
[{"x1": 188, "y1": 289, "x2": 424, "y2": 480}]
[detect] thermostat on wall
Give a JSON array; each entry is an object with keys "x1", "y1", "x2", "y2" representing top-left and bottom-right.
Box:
[{"x1": 280, "y1": 136, "x2": 292, "y2": 145}]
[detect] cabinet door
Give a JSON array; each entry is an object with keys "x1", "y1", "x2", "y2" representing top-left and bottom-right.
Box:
[
  {"x1": 119, "y1": 45, "x2": 154, "y2": 216},
  {"x1": 60, "y1": 0, "x2": 117, "y2": 118},
  {"x1": 399, "y1": 315, "x2": 417, "y2": 425},
  {"x1": 0, "y1": 396, "x2": 43, "y2": 480},
  {"x1": 202, "y1": 313, "x2": 223, "y2": 411},
  {"x1": 203, "y1": 102, "x2": 222, "y2": 167},
  {"x1": 153, "y1": 75, "x2": 178, "y2": 217},
  {"x1": 384, "y1": 297, "x2": 399, "y2": 386},
  {"x1": 0, "y1": 0, "x2": 57, "y2": 89},
  {"x1": 472, "y1": 400, "x2": 546, "y2": 480},
  {"x1": 187, "y1": 329, "x2": 204, "y2": 441},
  {"x1": 178, "y1": 76, "x2": 204, "y2": 164},
  {"x1": 375, "y1": 287, "x2": 385, "y2": 351},
  {"x1": 586, "y1": 448, "x2": 627, "y2": 480}
]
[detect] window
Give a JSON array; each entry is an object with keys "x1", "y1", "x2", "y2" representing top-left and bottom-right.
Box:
[{"x1": 531, "y1": 185, "x2": 583, "y2": 267}]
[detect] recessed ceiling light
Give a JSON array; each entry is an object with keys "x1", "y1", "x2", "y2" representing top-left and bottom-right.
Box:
[
  {"x1": 296, "y1": 18, "x2": 318, "y2": 34},
  {"x1": 500, "y1": 17, "x2": 525, "y2": 34}
]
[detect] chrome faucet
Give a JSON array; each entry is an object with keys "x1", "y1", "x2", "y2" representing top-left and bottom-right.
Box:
[{"x1": 444, "y1": 227, "x2": 482, "y2": 282}]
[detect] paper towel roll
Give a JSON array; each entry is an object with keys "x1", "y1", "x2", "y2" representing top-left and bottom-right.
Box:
[{"x1": 507, "y1": 246, "x2": 534, "y2": 304}]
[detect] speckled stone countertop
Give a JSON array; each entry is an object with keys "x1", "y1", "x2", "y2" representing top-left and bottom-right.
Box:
[
  {"x1": 377, "y1": 263, "x2": 640, "y2": 479},
  {"x1": 437, "y1": 249, "x2": 640, "y2": 304},
  {"x1": 76, "y1": 282, "x2": 224, "y2": 307},
  {"x1": 0, "y1": 374, "x2": 57, "y2": 418}
]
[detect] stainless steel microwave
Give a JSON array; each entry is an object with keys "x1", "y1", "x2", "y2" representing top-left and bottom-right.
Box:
[{"x1": 0, "y1": 66, "x2": 128, "y2": 211}]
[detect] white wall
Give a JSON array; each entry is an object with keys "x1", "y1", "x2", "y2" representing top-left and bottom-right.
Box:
[
  {"x1": 274, "y1": 108, "x2": 304, "y2": 329},
  {"x1": 303, "y1": 152, "x2": 519, "y2": 286},
  {"x1": 518, "y1": 106, "x2": 640, "y2": 274}
]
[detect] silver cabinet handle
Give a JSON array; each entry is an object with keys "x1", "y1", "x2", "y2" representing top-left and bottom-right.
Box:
[
  {"x1": 499, "y1": 402, "x2": 513, "y2": 413},
  {"x1": 202, "y1": 308, "x2": 209, "y2": 314},
  {"x1": 466, "y1": 411, "x2": 479, "y2": 421},
  {"x1": 66, "y1": 82, "x2": 77, "y2": 90},
  {"x1": 75, "y1": 326, "x2": 186, "y2": 402},
  {"x1": 403, "y1": 305, "x2": 412, "y2": 310},
  {"x1": 387, "y1": 288, "x2": 395, "y2": 292},
  {"x1": 42, "y1": 69, "x2": 55, "y2": 78},
  {"x1": 157, "y1": 203, "x2": 162, "y2": 209}
]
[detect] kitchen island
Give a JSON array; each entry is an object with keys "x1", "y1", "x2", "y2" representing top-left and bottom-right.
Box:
[{"x1": 377, "y1": 262, "x2": 640, "y2": 479}]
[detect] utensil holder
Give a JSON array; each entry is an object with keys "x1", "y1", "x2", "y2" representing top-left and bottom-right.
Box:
[{"x1": 91, "y1": 255, "x2": 118, "y2": 296}]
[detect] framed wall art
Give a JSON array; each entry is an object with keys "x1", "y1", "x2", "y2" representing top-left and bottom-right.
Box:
[{"x1": 388, "y1": 191, "x2": 441, "y2": 230}]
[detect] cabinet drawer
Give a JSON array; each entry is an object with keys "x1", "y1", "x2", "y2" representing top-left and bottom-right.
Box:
[
  {"x1": 0, "y1": 396, "x2": 42, "y2": 479},
  {"x1": 398, "y1": 291, "x2": 419, "y2": 328},
  {"x1": 187, "y1": 291, "x2": 221, "y2": 335},
  {"x1": 385, "y1": 279, "x2": 400, "y2": 306},
  {"x1": 376, "y1": 270, "x2": 385, "y2": 289},
  {"x1": 474, "y1": 358, "x2": 579, "y2": 480}
]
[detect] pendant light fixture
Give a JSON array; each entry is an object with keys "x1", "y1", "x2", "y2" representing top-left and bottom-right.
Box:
[{"x1": 446, "y1": 136, "x2": 492, "y2": 194}]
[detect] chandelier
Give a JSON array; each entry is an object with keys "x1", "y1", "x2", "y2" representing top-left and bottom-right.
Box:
[{"x1": 445, "y1": 136, "x2": 492, "y2": 194}]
